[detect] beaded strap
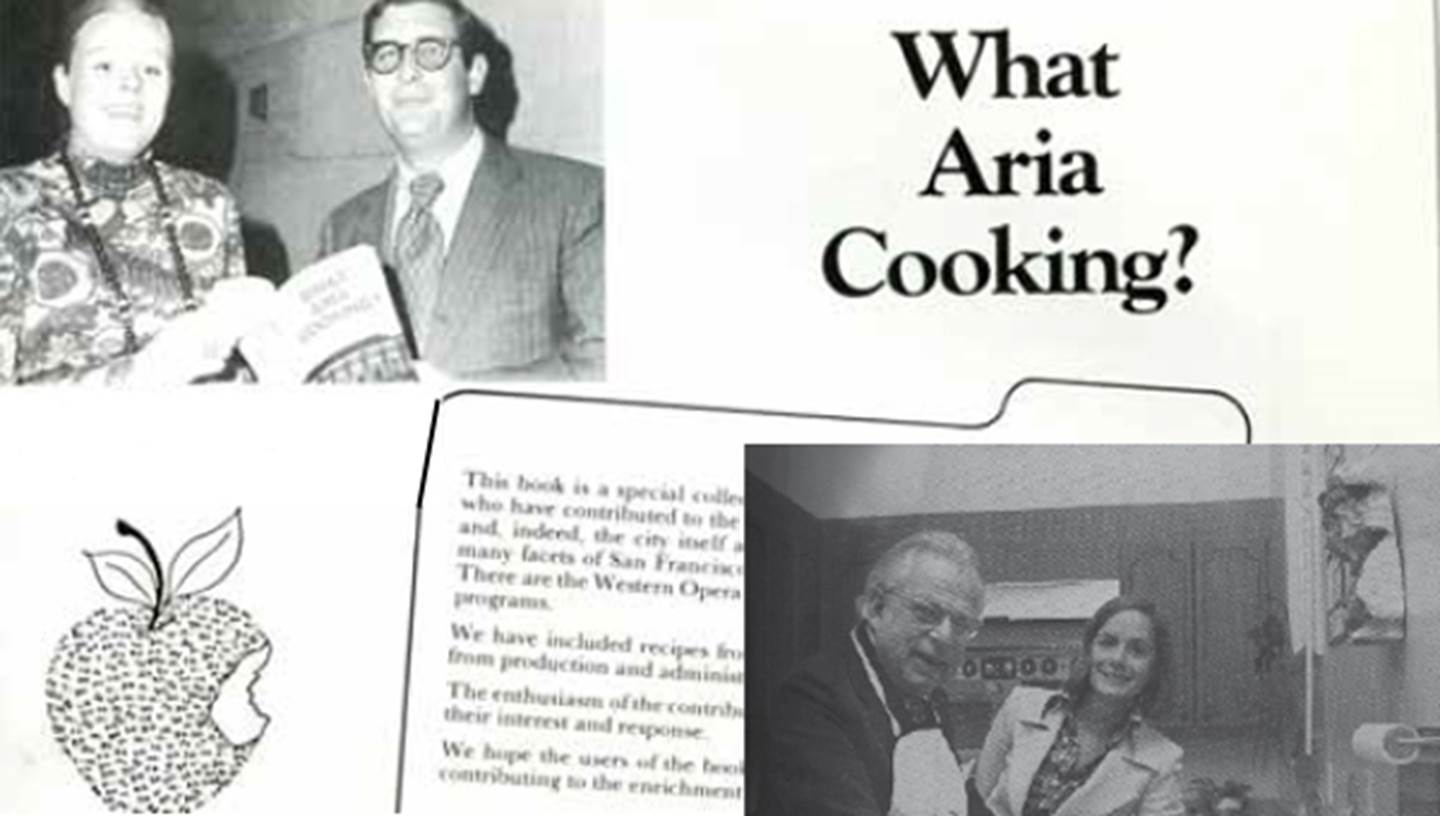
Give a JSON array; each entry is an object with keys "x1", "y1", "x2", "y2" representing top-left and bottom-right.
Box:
[
  {"x1": 145, "y1": 160, "x2": 198, "y2": 310},
  {"x1": 58, "y1": 153, "x2": 199, "y2": 356}
]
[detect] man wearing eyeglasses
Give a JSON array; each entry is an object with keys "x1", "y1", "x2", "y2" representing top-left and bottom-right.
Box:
[
  {"x1": 765, "y1": 530, "x2": 988, "y2": 816},
  {"x1": 319, "y1": 0, "x2": 603, "y2": 381}
]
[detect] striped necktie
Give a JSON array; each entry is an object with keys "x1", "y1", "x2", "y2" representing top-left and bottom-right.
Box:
[{"x1": 394, "y1": 172, "x2": 446, "y2": 353}]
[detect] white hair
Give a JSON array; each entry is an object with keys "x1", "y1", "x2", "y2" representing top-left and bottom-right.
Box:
[{"x1": 855, "y1": 529, "x2": 984, "y2": 619}]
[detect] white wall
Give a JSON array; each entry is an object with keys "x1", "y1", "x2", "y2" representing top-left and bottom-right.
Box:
[
  {"x1": 1320, "y1": 447, "x2": 1440, "y2": 815},
  {"x1": 174, "y1": 0, "x2": 359, "y2": 56}
]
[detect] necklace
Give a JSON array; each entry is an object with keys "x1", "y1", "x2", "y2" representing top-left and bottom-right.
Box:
[{"x1": 58, "y1": 153, "x2": 198, "y2": 355}]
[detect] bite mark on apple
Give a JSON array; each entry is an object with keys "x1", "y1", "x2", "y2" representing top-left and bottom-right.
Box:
[{"x1": 212, "y1": 640, "x2": 273, "y2": 746}]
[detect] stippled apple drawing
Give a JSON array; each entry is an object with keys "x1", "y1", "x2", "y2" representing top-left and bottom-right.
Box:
[{"x1": 45, "y1": 509, "x2": 273, "y2": 813}]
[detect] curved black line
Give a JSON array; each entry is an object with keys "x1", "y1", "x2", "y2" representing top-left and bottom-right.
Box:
[
  {"x1": 394, "y1": 401, "x2": 443, "y2": 812},
  {"x1": 95, "y1": 558, "x2": 155, "y2": 608},
  {"x1": 394, "y1": 401, "x2": 439, "y2": 813},
  {"x1": 997, "y1": 377, "x2": 1253, "y2": 443},
  {"x1": 415, "y1": 400, "x2": 443, "y2": 510},
  {"x1": 432, "y1": 377, "x2": 1251, "y2": 441},
  {"x1": 392, "y1": 375, "x2": 1251, "y2": 811},
  {"x1": 116, "y1": 519, "x2": 165, "y2": 631}
]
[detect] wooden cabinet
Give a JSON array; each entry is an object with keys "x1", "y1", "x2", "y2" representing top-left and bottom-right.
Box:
[
  {"x1": 1120, "y1": 536, "x2": 1195, "y2": 726},
  {"x1": 1120, "y1": 499, "x2": 1283, "y2": 731},
  {"x1": 1194, "y1": 500, "x2": 1281, "y2": 729}
]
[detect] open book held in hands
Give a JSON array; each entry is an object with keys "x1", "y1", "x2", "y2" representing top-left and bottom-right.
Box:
[{"x1": 237, "y1": 245, "x2": 417, "y2": 384}]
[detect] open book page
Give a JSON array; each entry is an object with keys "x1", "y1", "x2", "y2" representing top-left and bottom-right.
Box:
[{"x1": 237, "y1": 245, "x2": 413, "y2": 384}]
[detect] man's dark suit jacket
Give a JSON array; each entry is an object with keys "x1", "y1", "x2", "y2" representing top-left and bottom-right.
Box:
[
  {"x1": 764, "y1": 633, "x2": 988, "y2": 816},
  {"x1": 319, "y1": 137, "x2": 604, "y2": 380}
]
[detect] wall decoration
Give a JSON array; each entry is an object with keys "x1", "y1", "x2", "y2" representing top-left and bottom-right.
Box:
[{"x1": 1320, "y1": 447, "x2": 1405, "y2": 644}]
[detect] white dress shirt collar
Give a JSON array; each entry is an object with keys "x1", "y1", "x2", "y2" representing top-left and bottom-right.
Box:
[
  {"x1": 390, "y1": 126, "x2": 486, "y2": 253},
  {"x1": 852, "y1": 626, "x2": 903, "y2": 738}
]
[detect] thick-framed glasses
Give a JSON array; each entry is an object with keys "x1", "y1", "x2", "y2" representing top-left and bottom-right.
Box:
[
  {"x1": 365, "y1": 38, "x2": 461, "y2": 74},
  {"x1": 887, "y1": 590, "x2": 981, "y2": 641}
]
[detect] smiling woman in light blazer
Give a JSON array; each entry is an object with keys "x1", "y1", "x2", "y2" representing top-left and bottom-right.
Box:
[{"x1": 971, "y1": 596, "x2": 1184, "y2": 816}]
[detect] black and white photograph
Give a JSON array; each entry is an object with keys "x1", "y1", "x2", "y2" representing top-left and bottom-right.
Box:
[
  {"x1": 0, "y1": 0, "x2": 603, "y2": 385},
  {"x1": 747, "y1": 445, "x2": 1440, "y2": 816}
]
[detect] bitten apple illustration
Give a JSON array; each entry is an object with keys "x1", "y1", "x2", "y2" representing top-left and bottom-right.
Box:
[{"x1": 45, "y1": 509, "x2": 273, "y2": 813}]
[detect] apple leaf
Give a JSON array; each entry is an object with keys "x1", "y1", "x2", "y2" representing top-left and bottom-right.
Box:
[
  {"x1": 167, "y1": 508, "x2": 243, "y2": 601},
  {"x1": 83, "y1": 550, "x2": 159, "y2": 609}
]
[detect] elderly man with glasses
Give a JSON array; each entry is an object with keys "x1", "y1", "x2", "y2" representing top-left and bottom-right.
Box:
[
  {"x1": 319, "y1": 0, "x2": 604, "y2": 381},
  {"x1": 765, "y1": 530, "x2": 989, "y2": 816}
]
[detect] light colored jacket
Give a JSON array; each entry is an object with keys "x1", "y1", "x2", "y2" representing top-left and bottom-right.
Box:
[{"x1": 973, "y1": 686, "x2": 1184, "y2": 816}]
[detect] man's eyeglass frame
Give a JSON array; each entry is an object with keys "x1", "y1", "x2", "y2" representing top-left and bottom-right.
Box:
[
  {"x1": 365, "y1": 38, "x2": 463, "y2": 75},
  {"x1": 886, "y1": 589, "x2": 982, "y2": 641}
]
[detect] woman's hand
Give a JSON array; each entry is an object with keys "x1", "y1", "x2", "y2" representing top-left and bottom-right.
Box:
[{"x1": 126, "y1": 278, "x2": 276, "y2": 386}]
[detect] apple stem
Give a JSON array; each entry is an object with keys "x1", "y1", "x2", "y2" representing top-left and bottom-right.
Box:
[{"x1": 116, "y1": 519, "x2": 165, "y2": 631}]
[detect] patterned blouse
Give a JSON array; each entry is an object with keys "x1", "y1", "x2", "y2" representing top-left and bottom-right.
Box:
[
  {"x1": 0, "y1": 152, "x2": 246, "y2": 384},
  {"x1": 1021, "y1": 697, "x2": 1140, "y2": 816}
]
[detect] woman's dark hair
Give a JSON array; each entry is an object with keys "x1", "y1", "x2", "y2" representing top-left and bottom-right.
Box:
[
  {"x1": 56, "y1": 0, "x2": 172, "y2": 68},
  {"x1": 1061, "y1": 595, "x2": 1172, "y2": 717}
]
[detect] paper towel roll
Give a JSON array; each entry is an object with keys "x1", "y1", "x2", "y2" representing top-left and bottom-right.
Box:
[{"x1": 1352, "y1": 723, "x2": 1419, "y2": 765}]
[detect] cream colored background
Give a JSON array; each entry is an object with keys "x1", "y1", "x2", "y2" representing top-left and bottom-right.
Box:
[{"x1": 601, "y1": 0, "x2": 1439, "y2": 438}]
